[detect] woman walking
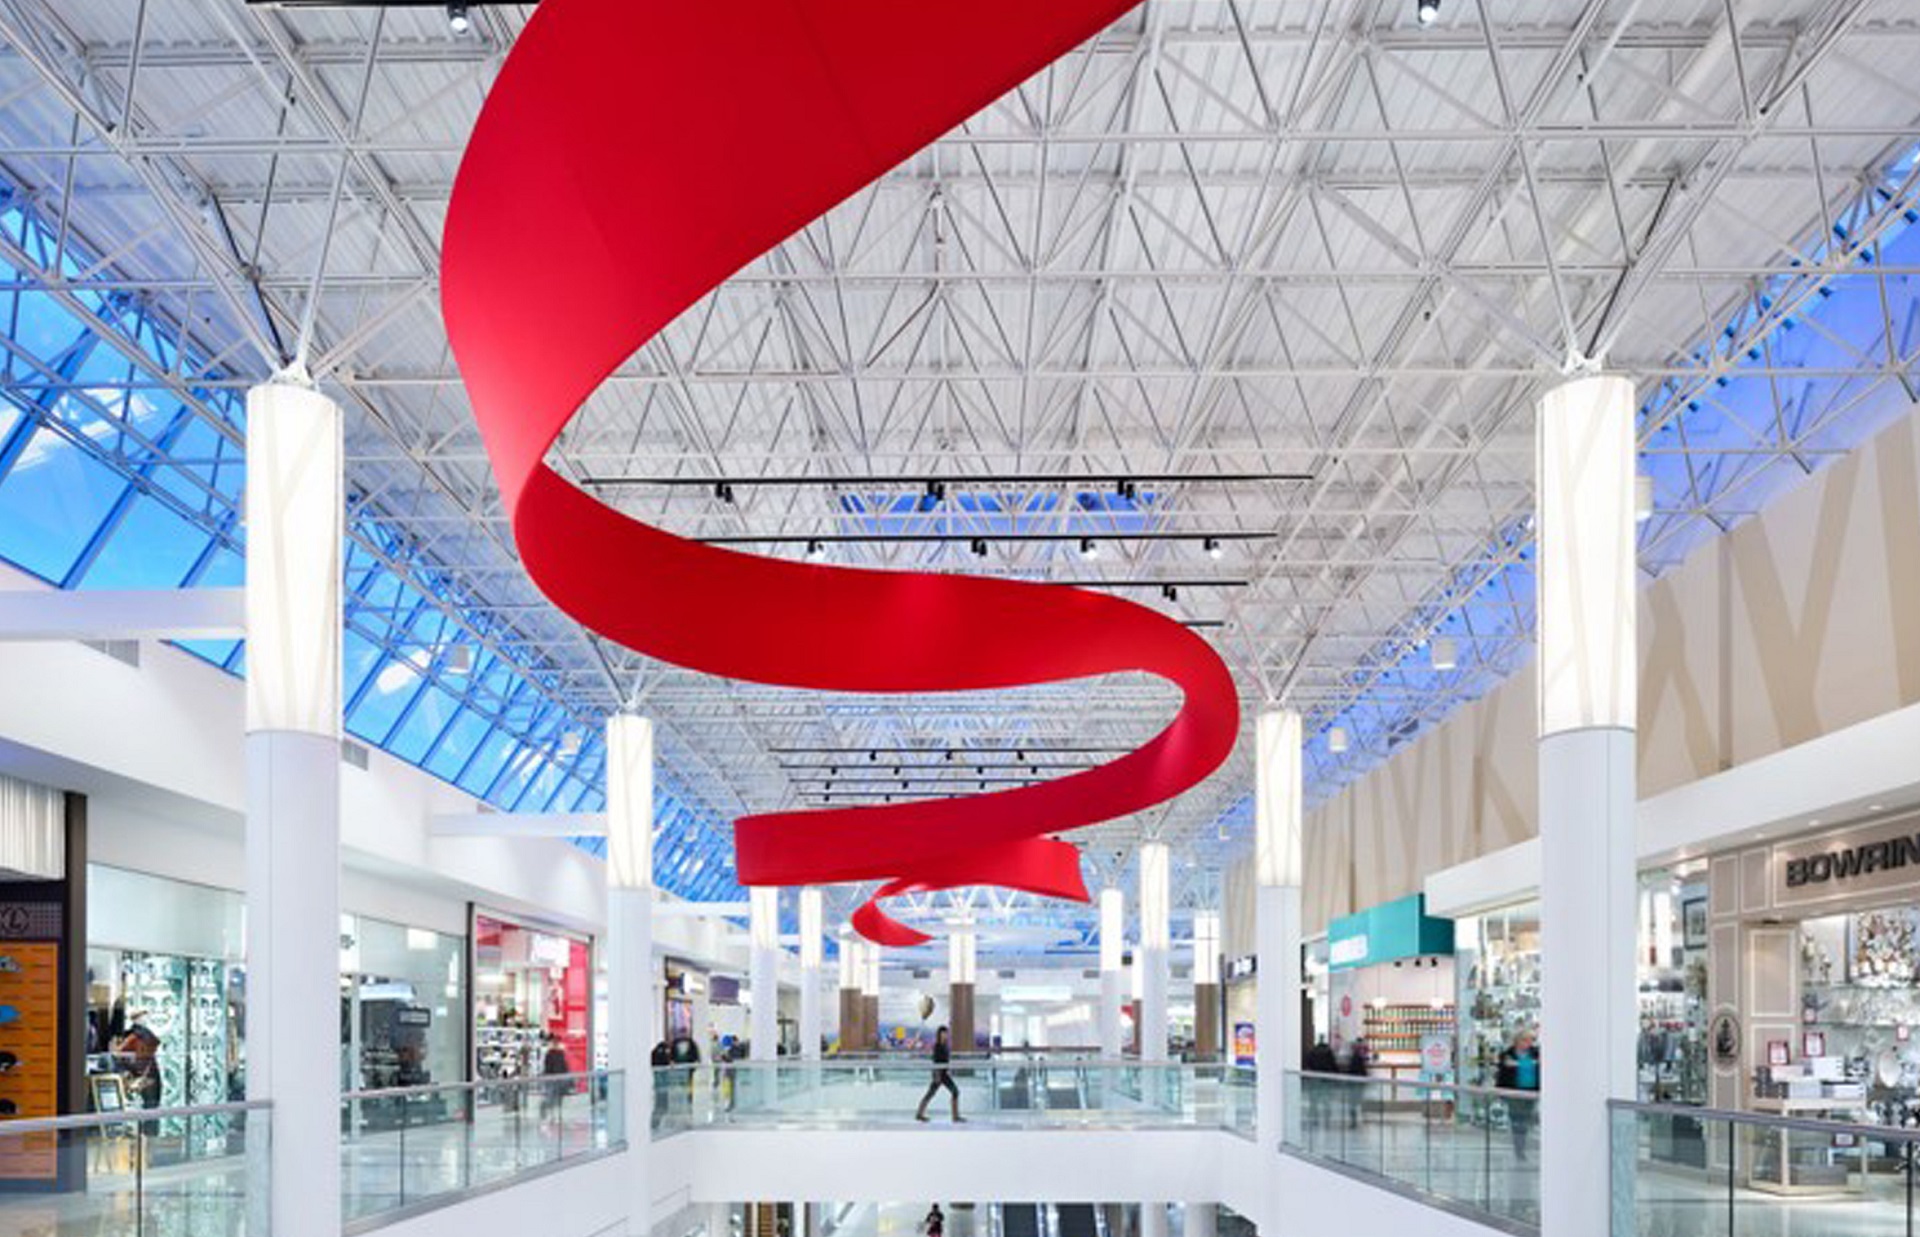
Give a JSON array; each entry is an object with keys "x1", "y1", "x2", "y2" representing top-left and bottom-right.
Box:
[{"x1": 914, "y1": 1026, "x2": 965, "y2": 1123}]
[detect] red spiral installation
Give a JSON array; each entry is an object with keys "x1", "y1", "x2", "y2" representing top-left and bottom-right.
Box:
[{"x1": 443, "y1": 0, "x2": 1240, "y2": 946}]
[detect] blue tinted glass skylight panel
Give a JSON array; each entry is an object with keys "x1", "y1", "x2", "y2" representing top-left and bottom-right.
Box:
[
  {"x1": 0, "y1": 428, "x2": 127, "y2": 581},
  {"x1": 423, "y1": 708, "x2": 491, "y2": 782},
  {"x1": 455, "y1": 727, "x2": 521, "y2": 796},
  {"x1": 345, "y1": 654, "x2": 427, "y2": 743},
  {"x1": 384, "y1": 682, "x2": 462, "y2": 764},
  {"x1": 77, "y1": 496, "x2": 205, "y2": 590}
]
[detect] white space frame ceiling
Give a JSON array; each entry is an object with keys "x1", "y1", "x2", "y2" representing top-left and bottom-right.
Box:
[{"x1": 1, "y1": 0, "x2": 1919, "y2": 942}]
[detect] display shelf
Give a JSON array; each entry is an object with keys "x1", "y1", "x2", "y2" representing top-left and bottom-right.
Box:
[{"x1": 1361, "y1": 1004, "x2": 1456, "y2": 1055}]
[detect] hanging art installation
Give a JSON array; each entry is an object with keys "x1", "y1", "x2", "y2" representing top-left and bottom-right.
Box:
[{"x1": 442, "y1": 0, "x2": 1238, "y2": 945}]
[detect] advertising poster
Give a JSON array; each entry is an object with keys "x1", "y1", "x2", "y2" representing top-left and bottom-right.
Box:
[{"x1": 1232, "y1": 1022, "x2": 1256, "y2": 1066}]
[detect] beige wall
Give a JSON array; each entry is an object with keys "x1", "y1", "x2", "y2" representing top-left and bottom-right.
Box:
[{"x1": 1300, "y1": 402, "x2": 1920, "y2": 933}]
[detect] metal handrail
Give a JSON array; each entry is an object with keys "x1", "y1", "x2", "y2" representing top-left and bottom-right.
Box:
[
  {"x1": 342, "y1": 1069, "x2": 618, "y2": 1104},
  {"x1": 653, "y1": 1058, "x2": 1243, "y2": 1071},
  {"x1": 1610, "y1": 1096, "x2": 1920, "y2": 1143},
  {"x1": 1288, "y1": 1068, "x2": 1542, "y2": 1105},
  {"x1": 0, "y1": 1099, "x2": 270, "y2": 1136}
]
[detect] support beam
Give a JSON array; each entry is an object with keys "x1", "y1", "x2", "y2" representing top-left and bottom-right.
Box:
[
  {"x1": 243, "y1": 377, "x2": 342, "y2": 1237},
  {"x1": 0, "y1": 586, "x2": 245, "y2": 641},
  {"x1": 605, "y1": 713, "x2": 655, "y2": 1230},
  {"x1": 1536, "y1": 374, "x2": 1638, "y2": 1237}
]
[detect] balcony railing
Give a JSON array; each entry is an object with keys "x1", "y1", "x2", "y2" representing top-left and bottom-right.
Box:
[
  {"x1": 1610, "y1": 1098, "x2": 1920, "y2": 1235},
  {"x1": 650, "y1": 1059, "x2": 1254, "y2": 1137},
  {"x1": 340, "y1": 1070, "x2": 626, "y2": 1230},
  {"x1": 1280, "y1": 1069, "x2": 1541, "y2": 1233}
]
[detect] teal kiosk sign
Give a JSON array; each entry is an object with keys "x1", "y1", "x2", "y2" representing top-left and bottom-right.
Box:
[{"x1": 1328, "y1": 894, "x2": 1455, "y2": 970}]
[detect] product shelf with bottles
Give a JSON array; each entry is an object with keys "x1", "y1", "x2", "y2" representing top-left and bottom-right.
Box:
[{"x1": 1362, "y1": 1003, "x2": 1457, "y2": 1056}]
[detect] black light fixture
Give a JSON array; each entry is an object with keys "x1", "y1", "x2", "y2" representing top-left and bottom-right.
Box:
[
  {"x1": 1078, "y1": 537, "x2": 1098, "y2": 561},
  {"x1": 805, "y1": 539, "x2": 826, "y2": 562},
  {"x1": 1115, "y1": 478, "x2": 1139, "y2": 502},
  {"x1": 1016, "y1": 749, "x2": 1026, "y2": 763},
  {"x1": 969, "y1": 538, "x2": 989, "y2": 557},
  {"x1": 1416, "y1": 0, "x2": 1440, "y2": 25},
  {"x1": 868, "y1": 750, "x2": 878, "y2": 762},
  {"x1": 927, "y1": 479, "x2": 948, "y2": 502},
  {"x1": 714, "y1": 481, "x2": 736, "y2": 503},
  {"x1": 446, "y1": 2, "x2": 471, "y2": 34},
  {"x1": 1203, "y1": 537, "x2": 1222, "y2": 560},
  {"x1": 1162, "y1": 584, "x2": 1180, "y2": 602}
]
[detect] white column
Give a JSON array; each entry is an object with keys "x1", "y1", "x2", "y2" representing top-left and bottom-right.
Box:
[
  {"x1": 705, "y1": 1202, "x2": 731, "y2": 1237},
  {"x1": 862, "y1": 941, "x2": 882, "y2": 1049},
  {"x1": 1255, "y1": 710, "x2": 1303, "y2": 1153},
  {"x1": 1184, "y1": 1204, "x2": 1216, "y2": 1237},
  {"x1": 1139, "y1": 843, "x2": 1170, "y2": 1063},
  {"x1": 244, "y1": 377, "x2": 342, "y2": 1237},
  {"x1": 1536, "y1": 373, "x2": 1638, "y2": 1237},
  {"x1": 798, "y1": 888, "x2": 824, "y2": 1061},
  {"x1": 1140, "y1": 1204, "x2": 1168, "y2": 1237},
  {"x1": 750, "y1": 885, "x2": 780, "y2": 1060},
  {"x1": 605, "y1": 713, "x2": 655, "y2": 1227},
  {"x1": 1098, "y1": 888, "x2": 1125, "y2": 1058}
]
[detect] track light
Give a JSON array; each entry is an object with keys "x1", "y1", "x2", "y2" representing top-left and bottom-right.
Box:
[
  {"x1": 1328, "y1": 726, "x2": 1350, "y2": 754},
  {"x1": 1115, "y1": 479, "x2": 1139, "y2": 502},
  {"x1": 714, "y1": 481, "x2": 736, "y2": 503},
  {"x1": 927, "y1": 480, "x2": 948, "y2": 502},
  {"x1": 805, "y1": 539, "x2": 826, "y2": 562},
  {"x1": 447, "y1": 2, "x2": 471, "y2": 34},
  {"x1": 1416, "y1": 0, "x2": 1440, "y2": 25},
  {"x1": 1016, "y1": 750, "x2": 1026, "y2": 763},
  {"x1": 970, "y1": 538, "x2": 989, "y2": 557},
  {"x1": 1161, "y1": 584, "x2": 1179, "y2": 602},
  {"x1": 1430, "y1": 637, "x2": 1457, "y2": 672},
  {"x1": 1079, "y1": 538, "x2": 1099, "y2": 561},
  {"x1": 1203, "y1": 537, "x2": 1222, "y2": 560}
]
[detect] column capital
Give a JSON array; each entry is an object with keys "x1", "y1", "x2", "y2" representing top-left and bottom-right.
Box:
[{"x1": 1255, "y1": 710, "x2": 1303, "y2": 887}]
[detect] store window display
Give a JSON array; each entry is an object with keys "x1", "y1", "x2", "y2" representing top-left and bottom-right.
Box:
[
  {"x1": 473, "y1": 912, "x2": 593, "y2": 1079},
  {"x1": 340, "y1": 914, "x2": 466, "y2": 1092},
  {"x1": 1797, "y1": 908, "x2": 1920, "y2": 1127}
]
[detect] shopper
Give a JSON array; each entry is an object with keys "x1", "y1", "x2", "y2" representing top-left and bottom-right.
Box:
[
  {"x1": 1303, "y1": 1036, "x2": 1340, "y2": 1131},
  {"x1": 114, "y1": 1015, "x2": 162, "y2": 1109},
  {"x1": 914, "y1": 1025, "x2": 964, "y2": 1123},
  {"x1": 1495, "y1": 1030, "x2": 1541, "y2": 1161},
  {"x1": 923, "y1": 1204, "x2": 945, "y2": 1237},
  {"x1": 1341, "y1": 1036, "x2": 1371, "y2": 1128},
  {"x1": 540, "y1": 1033, "x2": 572, "y2": 1124}
]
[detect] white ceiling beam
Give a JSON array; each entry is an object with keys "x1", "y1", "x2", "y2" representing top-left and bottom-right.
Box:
[{"x1": 0, "y1": 587, "x2": 244, "y2": 641}]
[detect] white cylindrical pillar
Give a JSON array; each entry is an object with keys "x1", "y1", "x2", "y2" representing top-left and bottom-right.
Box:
[
  {"x1": 1255, "y1": 710, "x2": 1304, "y2": 1155},
  {"x1": 243, "y1": 377, "x2": 343, "y2": 1237},
  {"x1": 1139, "y1": 843, "x2": 1170, "y2": 1063},
  {"x1": 750, "y1": 885, "x2": 780, "y2": 1060},
  {"x1": 948, "y1": 922, "x2": 977, "y2": 1051},
  {"x1": 1191, "y1": 910, "x2": 1221, "y2": 1061},
  {"x1": 1536, "y1": 373, "x2": 1638, "y2": 1237},
  {"x1": 605, "y1": 713, "x2": 655, "y2": 1226},
  {"x1": 1140, "y1": 1203, "x2": 1168, "y2": 1237},
  {"x1": 1184, "y1": 1203, "x2": 1216, "y2": 1237},
  {"x1": 799, "y1": 889, "x2": 824, "y2": 1061},
  {"x1": 861, "y1": 941, "x2": 882, "y2": 1052},
  {"x1": 1098, "y1": 888, "x2": 1125, "y2": 1058}
]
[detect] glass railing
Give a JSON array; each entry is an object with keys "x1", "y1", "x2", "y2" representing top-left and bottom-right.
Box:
[
  {"x1": 0, "y1": 1100, "x2": 268, "y2": 1236},
  {"x1": 1281, "y1": 1070, "x2": 1540, "y2": 1230},
  {"x1": 651, "y1": 1060, "x2": 1253, "y2": 1136},
  {"x1": 1610, "y1": 1098, "x2": 1920, "y2": 1235},
  {"x1": 341, "y1": 1070, "x2": 625, "y2": 1229}
]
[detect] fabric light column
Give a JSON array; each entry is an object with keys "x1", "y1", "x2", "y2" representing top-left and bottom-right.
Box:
[
  {"x1": 798, "y1": 889, "x2": 824, "y2": 1061},
  {"x1": 1254, "y1": 710, "x2": 1304, "y2": 1156},
  {"x1": 949, "y1": 921, "x2": 977, "y2": 1052},
  {"x1": 1098, "y1": 888, "x2": 1125, "y2": 1057},
  {"x1": 750, "y1": 885, "x2": 780, "y2": 1061},
  {"x1": 1184, "y1": 1205, "x2": 1216, "y2": 1237},
  {"x1": 1536, "y1": 373, "x2": 1638, "y2": 1237},
  {"x1": 1191, "y1": 910, "x2": 1221, "y2": 1061},
  {"x1": 1139, "y1": 843, "x2": 1170, "y2": 1063},
  {"x1": 243, "y1": 377, "x2": 343, "y2": 1237},
  {"x1": 837, "y1": 936, "x2": 862, "y2": 1052},
  {"x1": 861, "y1": 942, "x2": 881, "y2": 1052},
  {"x1": 605, "y1": 713, "x2": 656, "y2": 1224},
  {"x1": 1140, "y1": 1205, "x2": 1168, "y2": 1237}
]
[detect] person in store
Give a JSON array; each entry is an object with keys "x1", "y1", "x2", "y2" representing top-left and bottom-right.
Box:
[
  {"x1": 914, "y1": 1025, "x2": 964, "y2": 1124},
  {"x1": 1303, "y1": 1036, "x2": 1341, "y2": 1131},
  {"x1": 922, "y1": 1204, "x2": 945, "y2": 1237},
  {"x1": 113, "y1": 1014, "x2": 162, "y2": 1110},
  {"x1": 1495, "y1": 1030, "x2": 1541, "y2": 1161},
  {"x1": 539, "y1": 1032, "x2": 572, "y2": 1124},
  {"x1": 1341, "y1": 1035, "x2": 1371, "y2": 1128}
]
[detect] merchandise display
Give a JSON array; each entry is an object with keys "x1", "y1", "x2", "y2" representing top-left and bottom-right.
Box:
[
  {"x1": 1361, "y1": 1003, "x2": 1457, "y2": 1056},
  {"x1": 1458, "y1": 905, "x2": 1540, "y2": 1087},
  {"x1": 473, "y1": 913, "x2": 593, "y2": 1077},
  {"x1": 0, "y1": 943, "x2": 57, "y2": 1181},
  {"x1": 1795, "y1": 909, "x2": 1920, "y2": 1128}
]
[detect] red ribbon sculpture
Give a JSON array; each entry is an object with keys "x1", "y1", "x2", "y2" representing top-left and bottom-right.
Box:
[{"x1": 443, "y1": 0, "x2": 1240, "y2": 945}]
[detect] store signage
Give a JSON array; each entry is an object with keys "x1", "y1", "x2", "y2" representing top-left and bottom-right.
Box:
[
  {"x1": 1775, "y1": 815, "x2": 1920, "y2": 907},
  {"x1": 1225, "y1": 956, "x2": 1257, "y2": 980},
  {"x1": 1329, "y1": 935, "x2": 1370, "y2": 967},
  {"x1": 0, "y1": 903, "x2": 59, "y2": 940}
]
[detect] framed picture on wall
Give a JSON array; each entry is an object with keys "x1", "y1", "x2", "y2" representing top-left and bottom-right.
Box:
[
  {"x1": 1682, "y1": 898, "x2": 1709, "y2": 950},
  {"x1": 1803, "y1": 1031, "x2": 1826, "y2": 1059},
  {"x1": 1768, "y1": 1040, "x2": 1791, "y2": 1068}
]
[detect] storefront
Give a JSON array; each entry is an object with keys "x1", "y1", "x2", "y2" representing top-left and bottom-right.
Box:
[
  {"x1": 1708, "y1": 810, "x2": 1920, "y2": 1146},
  {"x1": 472, "y1": 910, "x2": 593, "y2": 1079},
  {"x1": 664, "y1": 958, "x2": 710, "y2": 1045},
  {"x1": 339, "y1": 914, "x2": 466, "y2": 1092},
  {"x1": 1451, "y1": 866, "x2": 1708, "y2": 1097},
  {"x1": 1327, "y1": 895, "x2": 1457, "y2": 1082},
  {"x1": 86, "y1": 865, "x2": 246, "y2": 1116}
]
